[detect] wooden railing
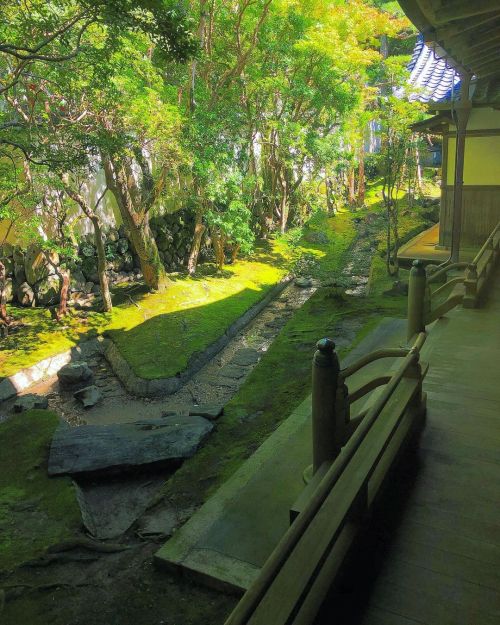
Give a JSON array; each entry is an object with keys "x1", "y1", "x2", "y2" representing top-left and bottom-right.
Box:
[
  {"x1": 407, "y1": 220, "x2": 500, "y2": 341},
  {"x1": 225, "y1": 333, "x2": 427, "y2": 625}
]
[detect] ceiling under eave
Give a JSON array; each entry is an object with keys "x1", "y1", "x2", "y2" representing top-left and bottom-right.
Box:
[{"x1": 399, "y1": 0, "x2": 500, "y2": 106}]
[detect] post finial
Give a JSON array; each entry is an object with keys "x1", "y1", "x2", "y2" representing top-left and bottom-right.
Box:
[{"x1": 316, "y1": 337, "x2": 335, "y2": 353}]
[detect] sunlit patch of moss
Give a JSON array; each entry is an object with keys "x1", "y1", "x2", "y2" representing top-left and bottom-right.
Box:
[
  {"x1": 0, "y1": 243, "x2": 291, "y2": 379},
  {"x1": 0, "y1": 410, "x2": 82, "y2": 572}
]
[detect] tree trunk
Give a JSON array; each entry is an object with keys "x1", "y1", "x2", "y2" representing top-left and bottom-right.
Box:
[
  {"x1": 0, "y1": 260, "x2": 10, "y2": 335},
  {"x1": 348, "y1": 167, "x2": 356, "y2": 205},
  {"x1": 211, "y1": 230, "x2": 225, "y2": 271},
  {"x1": 91, "y1": 216, "x2": 113, "y2": 312},
  {"x1": 103, "y1": 157, "x2": 169, "y2": 291},
  {"x1": 56, "y1": 269, "x2": 70, "y2": 320},
  {"x1": 278, "y1": 172, "x2": 289, "y2": 233},
  {"x1": 187, "y1": 206, "x2": 205, "y2": 275},
  {"x1": 357, "y1": 145, "x2": 365, "y2": 206},
  {"x1": 231, "y1": 244, "x2": 240, "y2": 263}
]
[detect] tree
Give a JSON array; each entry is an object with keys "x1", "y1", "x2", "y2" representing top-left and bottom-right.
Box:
[{"x1": 1, "y1": 2, "x2": 195, "y2": 293}]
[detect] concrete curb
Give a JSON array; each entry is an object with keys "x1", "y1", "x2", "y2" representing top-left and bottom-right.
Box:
[
  {"x1": 0, "y1": 339, "x2": 103, "y2": 403},
  {"x1": 104, "y1": 277, "x2": 292, "y2": 398}
]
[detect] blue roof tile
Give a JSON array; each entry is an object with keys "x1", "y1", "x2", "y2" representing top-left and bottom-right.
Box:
[{"x1": 406, "y1": 35, "x2": 461, "y2": 103}]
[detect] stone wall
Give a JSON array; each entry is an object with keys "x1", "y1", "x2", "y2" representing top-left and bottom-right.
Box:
[{"x1": 0, "y1": 209, "x2": 196, "y2": 307}]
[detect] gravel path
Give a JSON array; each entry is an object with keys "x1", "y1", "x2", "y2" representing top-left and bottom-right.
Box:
[{"x1": 5, "y1": 281, "x2": 318, "y2": 426}]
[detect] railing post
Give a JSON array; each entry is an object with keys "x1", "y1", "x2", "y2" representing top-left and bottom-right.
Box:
[
  {"x1": 407, "y1": 260, "x2": 428, "y2": 343},
  {"x1": 311, "y1": 338, "x2": 342, "y2": 475},
  {"x1": 463, "y1": 263, "x2": 477, "y2": 308}
]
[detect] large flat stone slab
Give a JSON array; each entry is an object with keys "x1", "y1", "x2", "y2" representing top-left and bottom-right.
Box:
[{"x1": 48, "y1": 416, "x2": 213, "y2": 476}]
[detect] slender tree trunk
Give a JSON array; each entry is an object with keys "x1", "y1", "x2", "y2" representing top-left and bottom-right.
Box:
[
  {"x1": 187, "y1": 204, "x2": 205, "y2": 275},
  {"x1": 211, "y1": 230, "x2": 225, "y2": 271},
  {"x1": 348, "y1": 167, "x2": 356, "y2": 205},
  {"x1": 103, "y1": 157, "x2": 169, "y2": 291},
  {"x1": 56, "y1": 269, "x2": 70, "y2": 320},
  {"x1": 357, "y1": 144, "x2": 365, "y2": 206},
  {"x1": 91, "y1": 216, "x2": 113, "y2": 312},
  {"x1": 279, "y1": 172, "x2": 289, "y2": 233},
  {"x1": 231, "y1": 244, "x2": 240, "y2": 263},
  {"x1": 0, "y1": 260, "x2": 10, "y2": 335}
]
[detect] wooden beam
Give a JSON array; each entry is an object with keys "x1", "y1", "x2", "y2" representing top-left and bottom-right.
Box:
[
  {"x1": 466, "y1": 28, "x2": 500, "y2": 51},
  {"x1": 431, "y1": 13, "x2": 500, "y2": 41},
  {"x1": 473, "y1": 58, "x2": 500, "y2": 73},
  {"x1": 463, "y1": 48, "x2": 500, "y2": 67},
  {"x1": 435, "y1": 1, "x2": 500, "y2": 25}
]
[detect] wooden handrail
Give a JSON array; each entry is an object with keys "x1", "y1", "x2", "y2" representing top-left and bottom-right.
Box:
[
  {"x1": 427, "y1": 261, "x2": 469, "y2": 285},
  {"x1": 225, "y1": 332, "x2": 426, "y2": 625},
  {"x1": 341, "y1": 349, "x2": 409, "y2": 379},
  {"x1": 471, "y1": 220, "x2": 500, "y2": 267}
]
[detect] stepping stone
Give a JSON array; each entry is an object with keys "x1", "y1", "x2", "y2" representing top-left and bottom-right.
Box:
[
  {"x1": 76, "y1": 475, "x2": 165, "y2": 540},
  {"x1": 74, "y1": 385, "x2": 102, "y2": 408},
  {"x1": 219, "y1": 364, "x2": 247, "y2": 380},
  {"x1": 189, "y1": 404, "x2": 224, "y2": 421},
  {"x1": 13, "y1": 394, "x2": 48, "y2": 413},
  {"x1": 48, "y1": 415, "x2": 214, "y2": 476},
  {"x1": 57, "y1": 362, "x2": 93, "y2": 388},
  {"x1": 295, "y1": 276, "x2": 313, "y2": 288},
  {"x1": 231, "y1": 348, "x2": 261, "y2": 367}
]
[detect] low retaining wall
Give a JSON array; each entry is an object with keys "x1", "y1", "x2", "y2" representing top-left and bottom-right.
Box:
[
  {"x1": 1, "y1": 277, "x2": 291, "y2": 402},
  {"x1": 0, "y1": 339, "x2": 103, "y2": 403},
  {"x1": 104, "y1": 277, "x2": 292, "y2": 397}
]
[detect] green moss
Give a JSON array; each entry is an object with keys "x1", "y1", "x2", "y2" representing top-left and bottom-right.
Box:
[
  {"x1": 0, "y1": 410, "x2": 82, "y2": 572},
  {"x1": 1, "y1": 243, "x2": 290, "y2": 380}
]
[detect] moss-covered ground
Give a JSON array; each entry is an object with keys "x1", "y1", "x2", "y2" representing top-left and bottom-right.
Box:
[
  {"x1": 0, "y1": 410, "x2": 82, "y2": 573},
  {"x1": 0, "y1": 181, "x2": 439, "y2": 625},
  {"x1": 1, "y1": 245, "x2": 289, "y2": 380}
]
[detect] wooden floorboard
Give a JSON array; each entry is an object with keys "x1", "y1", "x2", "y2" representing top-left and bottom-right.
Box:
[{"x1": 353, "y1": 270, "x2": 500, "y2": 625}]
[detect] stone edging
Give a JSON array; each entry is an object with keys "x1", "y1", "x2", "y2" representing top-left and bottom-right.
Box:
[
  {"x1": 0, "y1": 339, "x2": 103, "y2": 403},
  {"x1": 104, "y1": 277, "x2": 292, "y2": 397}
]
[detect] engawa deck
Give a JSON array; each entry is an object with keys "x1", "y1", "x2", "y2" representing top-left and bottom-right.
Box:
[{"x1": 317, "y1": 268, "x2": 500, "y2": 625}]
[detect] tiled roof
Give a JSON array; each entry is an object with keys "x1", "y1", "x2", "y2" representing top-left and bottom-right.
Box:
[{"x1": 406, "y1": 35, "x2": 461, "y2": 103}]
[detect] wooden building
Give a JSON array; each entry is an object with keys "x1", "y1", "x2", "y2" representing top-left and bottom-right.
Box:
[{"x1": 400, "y1": 0, "x2": 500, "y2": 260}]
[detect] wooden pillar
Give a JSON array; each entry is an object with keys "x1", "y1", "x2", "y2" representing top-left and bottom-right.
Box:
[
  {"x1": 311, "y1": 338, "x2": 341, "y2": 474},
  {"x1": 450, "y1": 73, "x2": 472, "y2": 263},
  {"x1": 407, "y1": 260, "x2": 428, "y2": 343}
]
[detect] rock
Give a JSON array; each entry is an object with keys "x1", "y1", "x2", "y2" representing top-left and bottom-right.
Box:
[
  {"x1": 383, "y1": 280, "x2": 409, "y2": 297},
  {"x1": 16, "y1": 282, "x2": 35, "y2": 307},
  {"x1": 0, "y1": 241, "x2": 14, "y2": 257},
  {"x1": 1, "y1": 256, "x2": 14, "y2": 275},
  {"x1": 3, "y1": 278, "x2": 13, "y2": 303},
  {"x1": 84, "y1": 281, "x2": 95, "y2": 295},
  {"x1": 80, "y1": 243, "x2": 96, "y2": 257},
  {"x1": 117, "y1": 238, "x2": 129, "y2": 254},
  {"x1": 189, "y1": 404, "x2": 224, "y2": 421},
  {"x1": 118, "y1": 224, "x2": 127, "y2": 238},
  {"x1": 13, "y1": 394, "x2": 49, "y2": 413},
  {"x1": 91, "y1": 283, "x2": 101, "y2": 294},
  {"x1": 12, "y1": 246, "x2": 24, "y2": 266},
  {"x1": 81, "y1": 257, "x2": 99, "y2": 282},
  {"x1": 70, "y1": 270, "x2": 87, "y2": 292},
  {"x1": 75, "y1": 475, "x2": 165, "y2": 540},
  {"x1": 57, "y1": 362, "x2": 93, "y2": 387},
  {"x1": 74, "y1": 385, "x2": 102, "y2": 408},
  {"x1": 219, "y1": 364, "x2": 247, "y2": 379},
  {"x1": 35, "y1": 274, "x2": 61, "y2": 306},
  {"x1": 107, "y1": 229, "x2": 119, "y2": 242},
  {"x1": 48, "y1": 415, "x2": 214, "y2": 476},
  {"x1": 13, "y1": 263, "x2": 26, "y2": 285},
  {"x1": 122, "y1": 253, "x2": 134, "y2": 272},
  {"x1": 24, "y1": 245, "x2": 58, "y2": 285},
  {"x1": 304, "y1": 231, "x2": 329, "y2": 245},
  {"x1": 231, "y1": 348, "x2": 261, "y2": 367},
  {"x1": 295, "y1": 276, "x2": 313, "y2": 288}
]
